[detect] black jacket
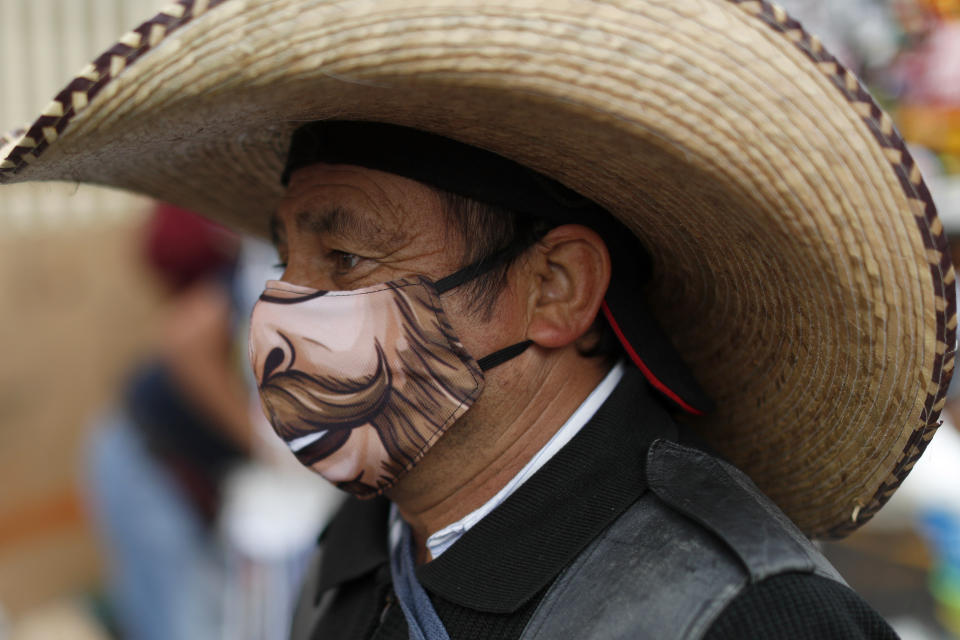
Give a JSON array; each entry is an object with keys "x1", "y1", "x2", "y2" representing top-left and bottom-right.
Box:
[{"x1": 291, "y1": 366, "x2": 898, "y2": 639}]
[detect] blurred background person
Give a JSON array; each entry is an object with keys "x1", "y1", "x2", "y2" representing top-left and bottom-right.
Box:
[
  {"x1": 86, "y1": 203, "x2": 248, "y2": 640},
  {"x1": 86, "y1": 204, "x2": 339, "y2": 640}
]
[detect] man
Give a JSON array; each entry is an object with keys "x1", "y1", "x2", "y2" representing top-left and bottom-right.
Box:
[
  {"x1": 254, "y1": 120, "x2": 895, "y2": 639},
  {"x1": 1, "y1": 1, "x2": 954, "y2": 638}
]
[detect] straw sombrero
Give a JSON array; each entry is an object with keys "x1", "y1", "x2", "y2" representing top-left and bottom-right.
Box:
[{"x1": 1, "y1": 0, "x2": 954, "y2": 539}]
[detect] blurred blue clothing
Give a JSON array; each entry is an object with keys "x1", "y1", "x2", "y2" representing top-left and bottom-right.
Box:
[
  {"x1": 124, "y1": 360, "x2": 244, "y2": 522},
  {"x1": 85, "y1": 238, "x2": 328, "y2": 640},
  {"x1": 87, "y1": 410, "x2": 224, "y2": 640}
]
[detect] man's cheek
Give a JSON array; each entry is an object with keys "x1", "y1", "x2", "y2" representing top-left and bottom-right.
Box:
[{"x1": 311, "y1": 424, "x2": 389, "y2": 483}]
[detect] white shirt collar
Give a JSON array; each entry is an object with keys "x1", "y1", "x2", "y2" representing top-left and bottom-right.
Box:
[{"x1": 419, "y1": 360, "x2": 626, "y2": 559}]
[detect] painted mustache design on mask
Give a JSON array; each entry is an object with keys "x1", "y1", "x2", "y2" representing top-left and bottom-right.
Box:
[
  {"x1": 259, "y1": 341, "x2": 392, "y2": 463},
  {"x1": 249, "y1": 278, "x2": 484, "y2": 497}
]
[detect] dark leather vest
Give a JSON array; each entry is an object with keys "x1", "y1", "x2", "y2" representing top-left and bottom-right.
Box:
[
  {"x1": 291, "y1": 439, "x2": 846, "y2": 639},
  {"x1": 520, "y1": 439, "x2": 845, "y2": 639}
]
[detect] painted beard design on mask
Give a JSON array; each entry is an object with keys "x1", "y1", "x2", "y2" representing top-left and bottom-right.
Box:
[{"x1": 249, "y1": 271, "x2": 528, "y2": 498}]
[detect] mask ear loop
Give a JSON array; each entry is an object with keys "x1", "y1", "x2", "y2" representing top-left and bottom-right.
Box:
[
  {"x1": 434, "y1": 231, "x2": 549, "y2": 370},
  {"x1": 432, "y1": 246, "x2": 534, "y2": 372},
  {"x1": 433, "y1": 245, "x2": 517, "y2": 295},
  {"x1": 477, "y1": 340, "x2": 533, "y2": 371}
]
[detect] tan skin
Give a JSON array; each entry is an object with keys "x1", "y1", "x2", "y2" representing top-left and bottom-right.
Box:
[{"x1": 274, "y1": 163, "x2": 613, "y2": 561}]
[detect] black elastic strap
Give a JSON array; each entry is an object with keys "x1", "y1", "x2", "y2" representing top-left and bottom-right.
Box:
[
  {"x1": 434, "y1": 245, "x2": 521, "y2": 295},
  {"x1": 477, "y1": 340, "x2": 533, "y2": 372}
]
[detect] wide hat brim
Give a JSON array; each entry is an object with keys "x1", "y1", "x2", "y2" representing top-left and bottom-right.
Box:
[{"x1": 1, "y1": 0, "x2": 955, "y2": 538}]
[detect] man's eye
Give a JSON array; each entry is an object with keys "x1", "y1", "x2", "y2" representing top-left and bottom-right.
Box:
[{"x1": 332, "y1": 251, "x2": 361, "y2": 272}]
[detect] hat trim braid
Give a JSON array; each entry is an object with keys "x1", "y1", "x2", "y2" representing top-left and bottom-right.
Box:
[{"x1": 726, "y1": 0, "x2": 956, "y2": 537}]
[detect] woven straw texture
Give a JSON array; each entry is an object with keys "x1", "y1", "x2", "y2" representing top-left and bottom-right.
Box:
[{"x1": 0, "y1": 0, "x2": 954, "y2": 538}]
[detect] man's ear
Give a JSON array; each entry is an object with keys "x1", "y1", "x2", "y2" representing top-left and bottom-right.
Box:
[{"x1": 525, "y1": 224, "x2": 611, "y2": 349}]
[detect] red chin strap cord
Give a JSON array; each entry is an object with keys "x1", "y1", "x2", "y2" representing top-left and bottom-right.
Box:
[{"x1": 601, "y1": 300, "x2": 705, "y2": 416}]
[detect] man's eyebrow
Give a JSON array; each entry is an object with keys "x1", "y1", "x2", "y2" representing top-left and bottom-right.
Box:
[{"x1": 294, "y1": 206, "x2": 396, "y2": 244}]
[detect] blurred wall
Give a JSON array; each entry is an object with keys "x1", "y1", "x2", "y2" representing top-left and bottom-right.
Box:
[{"x1": 0, "y1": 0, "x2": 170, "y2": 616}]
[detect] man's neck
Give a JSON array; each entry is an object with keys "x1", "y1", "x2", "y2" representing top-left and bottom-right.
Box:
[{"x1": 386, "y1": 349, "x2": 611, "y2": 561}]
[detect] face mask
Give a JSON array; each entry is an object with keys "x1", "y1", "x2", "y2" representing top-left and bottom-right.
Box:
[{"x1": 248, "y1": 259, "x2": 530, "y2": 498}]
